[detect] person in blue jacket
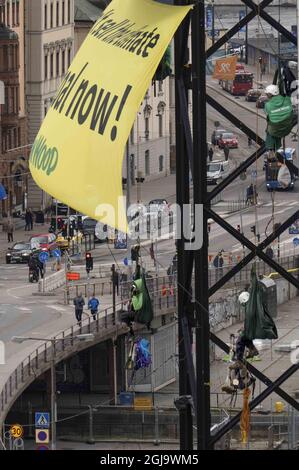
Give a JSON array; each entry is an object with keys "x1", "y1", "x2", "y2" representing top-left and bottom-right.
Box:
[{"x1": 88, "y1": 296, "x2": 100, "y2": 320}]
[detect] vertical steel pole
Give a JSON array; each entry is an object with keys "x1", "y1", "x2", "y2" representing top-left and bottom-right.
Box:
[
  {"x1": 112, "y1": 263, "x2": 116, "y2": 325},
  {"x1": 245, "y1": 5, "x2": 248, "y2": 64},
  {"x1": 192, "y1": 0, "x2": 211, "y2": 450},
  {"x1": 51, "y1": 342, "x2": 56, "y2": 450},
  {"x1": 174, "y1": 0, "x2": 193, "y2": 450}
]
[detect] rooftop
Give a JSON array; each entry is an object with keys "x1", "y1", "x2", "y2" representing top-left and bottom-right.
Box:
[{"x1": 74, "y1": 0, "x2": 104, "y2": 23}]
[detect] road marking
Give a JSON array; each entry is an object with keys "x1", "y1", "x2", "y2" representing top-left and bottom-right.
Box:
[
  {"x1": 18, "y1": 307, "x2": 32, "y2": 312},
  {"x1": 47, "y1": 305, "x2": 67, "y2": 312},
  {"x1": 6, "y1": 284, "x2": 32, "y2": 299}
]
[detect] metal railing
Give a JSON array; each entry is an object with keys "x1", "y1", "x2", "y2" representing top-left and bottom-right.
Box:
[
  {"x1": 0, "y1": 291, "x2": 177, "y2": 421},
  {"x1": 208, "y1": 255, "x2": 298, "y2": 288}
]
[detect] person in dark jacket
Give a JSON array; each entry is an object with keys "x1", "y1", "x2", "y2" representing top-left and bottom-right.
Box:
[
  {"x1": 223, "y1": 144, "x2": 230, "y2": 161},
  {"x1": 73, "y1": 293, "x2": 85, "y2": 326},
  {"x1": 88, "y1": 296, "x2": 100, "y2": 320},
  {"x1": 25, "y1": 210, "x2": 31, "y2": 231},
  {"x1": 111, "y1": 268, "x2": 120, "y2": 296},
  {"x1": 208, "y1": 147, "x2": 214, "y2": 162}
]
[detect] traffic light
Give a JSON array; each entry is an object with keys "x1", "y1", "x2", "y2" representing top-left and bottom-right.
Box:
[
  {"x1": 85, "y1": 252, "x2": 93, "y2": 273},
  {"x1": 250, "y1": 225, "x2": 256, "y2": 235},
  {"x1": 237, "y1": 224, "x2": 241, "y2": 232},
  {"x1": 57, "y1": 217, "x2": 63, "y2": 230}
]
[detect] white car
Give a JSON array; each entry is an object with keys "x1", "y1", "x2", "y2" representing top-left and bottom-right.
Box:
[{"x1": 207, "y1": 160, "x2": 230, "y2": 185}]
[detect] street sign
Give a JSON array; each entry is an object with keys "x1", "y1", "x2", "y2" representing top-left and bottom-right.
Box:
[
  {"x1": 134, "y1": 397, "x2": 153, "y2": 411},
  {"x1": 240, "y1": 172, "x2": 247, "y2": 181},
  {"x1": 52, "y1": 248, "x2": 61, "y2": 258},
  {"x1": 251, "y1": 169, "x2": 257, "y2": 180},
  {"x1": 114, "y1": 231, "x2": 127, "y2": 249},
  {"x1": 35, "y1": 429, "x2": 49, "y2": 444},
  {"x1": 10, "y1": 424, "x2": 24, "y2": 439},
  {"x1": 35, "y1": 412, "x2": 50, "y2": 429},
  {"x1": 293, "y1": 238, "x2": 299, "y2": 246},
  {"x1": 39, "y1": 251, "x2": 49, "y2": 263},
  {"x1": 239, "y1": 10, "x2": 246, "y2": 32},
  {"x1": 66, "y1": 272, "x2": 80, "y2": 281}
]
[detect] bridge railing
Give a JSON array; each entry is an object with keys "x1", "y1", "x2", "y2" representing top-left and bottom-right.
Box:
[{"x1": 0, "y1": 289, "x2": 177, "y2": 419}]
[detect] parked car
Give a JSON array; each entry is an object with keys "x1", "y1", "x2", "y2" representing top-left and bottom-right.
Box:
[
  {"x1": 51, "y1": 201, "x2": 76, "y2": 216},
  {"x1": 207, "y1": 160, "x2": 230, "y2": 185},
  {"x1": 218, "y1": 132, "x2": 239, "y2": 149},
  {"x1": 256, "y1": 95, "x2": 268, "y2": 108},
  {"x1": 148, "y1": 198, "x2": 171, "y2": 215},
  {"x1": 245, "y1": 88, "x2": 262, "y2": 102},
  {"x1": 6, "y1": 242, "x2": 39, "y2": 264},
  {"x1": 29, "y1": 233, "x2": 58, "y2": 255},
  {"x1": 211, "y1": 128, "x2": 227, "y2": 146}
]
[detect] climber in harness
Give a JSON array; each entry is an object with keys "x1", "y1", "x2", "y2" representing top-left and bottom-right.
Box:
[
  {"x1": 121, "y1": 274, "x2": 154, "y2": 336},
  {"x1": 264, "y1": 84, "x2": 295, "y2": 151},
  {"x1": 126, "y1": 337, "x2": 152, "y2": 372},
  {"x1": 222, "y1": 267, "x2": 278, "y2": 402}
]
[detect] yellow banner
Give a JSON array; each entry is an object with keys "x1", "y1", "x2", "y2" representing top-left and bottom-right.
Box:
[
  {"x1": 29, "y1": 0, "x2": 191, "y2": 232},
  {"x1": 213, "y1": 55, "x2": 237, "y2": 80}
]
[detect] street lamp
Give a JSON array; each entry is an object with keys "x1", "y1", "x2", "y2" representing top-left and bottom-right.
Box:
[{"x1": 11, "y1": 334, "x2": 95, "y2": 450}]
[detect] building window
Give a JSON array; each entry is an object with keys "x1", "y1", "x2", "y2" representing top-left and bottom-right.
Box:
[
  {"x1": 130, "y1": 126, "x2": 134, "y2": 145},
  {"x1": 16, "y1": 1, "x2": 19, "y2": 25},
  {"x1": 159, "y1": 155, "x2": 164, "y2": 172},
  {"x1": 18, "y1": 127, "x2": 21, "y2": 147},
  {"x1": 7, "y1": 2, "x2": 10, "y2": 26},
  {"x1": 62, "y1": 50, "x2": 65, "y2": 74},
  {"x1": 145, "y1": 117, "x2": 149, "y2": 140},
  {"x1": 62, "y1": 0, "x2": 65, "y2": 24},
  {"x1": 68, "y1": 0, "x2": 71, "y2": 23},
  {"x1": 12, "y1": 1, "x2": 15, "y2": 25},
  {"x1": 158, "y1": 115, "x2": 163, "y2": 138},
  {"x1": 50, "y1": 53, "x2": 53, "y2": 78},
  {"x1": 56, "y1": 51, "x2": 60, "y2": 76},
  {"x1": 68, "y1": 48, "x2": 71, "y2": 67},
  {"x1": 145, "y1": 150, "x2": 150, "y2": 176},
  {"x1": 44, "y1": 54, "x2": 48, "y2": 80},
  {"x1": 50, "y1": 2, "x2": 53, "y2": 28},
  {"x1": 56, "y1": 1, "x2": 59, "y2": 26},
  {"x1": 44, "y1": 3, "x2": 47, "y2": 29},
  {"x1": 158, "y1": 81, "x2": 163, "y2": 93}
]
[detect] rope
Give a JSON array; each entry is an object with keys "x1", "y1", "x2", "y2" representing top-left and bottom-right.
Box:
[{"x1": 240, "y1": 387, "x2": 251, "y2": 444}]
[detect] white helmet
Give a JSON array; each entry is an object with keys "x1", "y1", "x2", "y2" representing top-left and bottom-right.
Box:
[
  {"x1": 239, "y1": 291, "x2": 250, "y2": 305},
  {"x1": 265, "y1": 84, "x2": 279, "y2": 96}
]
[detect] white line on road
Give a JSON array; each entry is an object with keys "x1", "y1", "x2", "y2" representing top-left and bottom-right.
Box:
[{"x1": 47, "y1": 305, "x2": 67, "y2": 312}]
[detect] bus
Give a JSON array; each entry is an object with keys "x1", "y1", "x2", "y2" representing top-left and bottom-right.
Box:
[
  {"x1": 221, "y1": 72, "x2": 253, "y2": 96},
  {"x1": 265, "y1": 148, "x2": 296, "y2": 191}
]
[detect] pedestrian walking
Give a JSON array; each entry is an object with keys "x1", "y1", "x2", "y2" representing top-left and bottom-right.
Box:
[
  {"x1": 213, "y1": 251, "x2": 224, "y2": 281},
  {"x1": 25, "y1": 209, "x2": 31, "y2": 231},
  {"x1": 208, "y1": 147, "x2": 214, "y2": 162},
  {"x1": 223, "y1": 144, "x2": 229, "y2": 161},
  {"x1": 28, "y1": 209, "x2": 34, "y2": 230},
  {"x1": 111, "y1": 268, "x2": 120, "y2": 296},
  {"x1": 73, "y1": 293, "x2": 85, "y2": 326},
  {"x1": 88, "y1": 295, "x2": 100, "y2": 320},
  {"x1": 36, "y1": 258, "x2": 45, "y2": 279},
  {"x1": 5, "y1": 217, "x2": 14, "y2": 243},
  {"x1": 246, "y1": 184, "x2": 254, "y2": 205}
]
